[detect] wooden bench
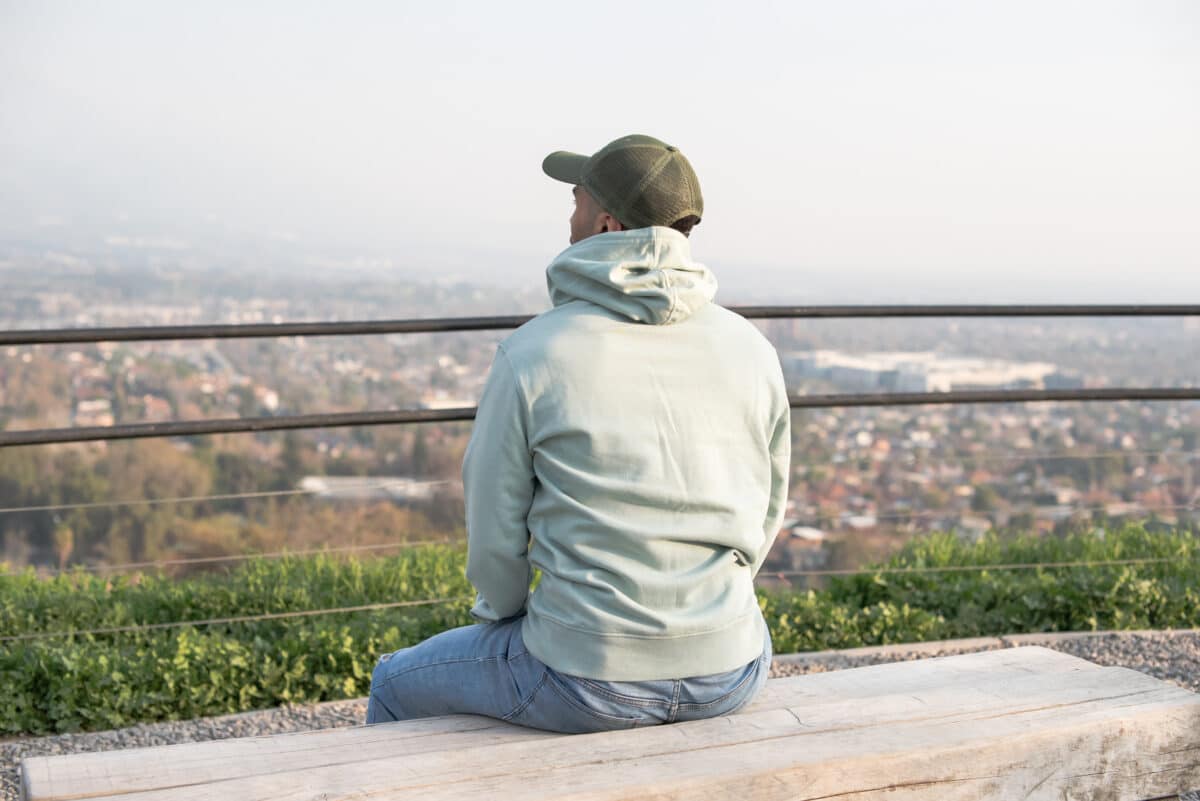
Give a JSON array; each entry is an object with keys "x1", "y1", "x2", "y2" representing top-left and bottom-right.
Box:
[{"x1": 21, "y1": 646, "x2": 1200, "y2": 800}]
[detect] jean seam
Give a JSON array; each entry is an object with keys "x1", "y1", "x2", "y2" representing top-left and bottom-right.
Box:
[
  {"x1": 675, "y1": 687, "x2": 752, "y2": 712},
  {"x1": 677, "y1": 663, "x2": 761, "y2": 711},
  {"x1": 376, "y1": 654, "x2": 506, "y2": 685},
  {"x1": 667, "y1": 680, "x2": 682, "y2": 723},
  {"x1": 566, "y1": 678, "x2": 665, "y2": 708},
  {"x1": 681, "y1": 661, "x2": 763, "y2": 709},
  {"x1": 502, "y1": 669, "x2": 549, "y2": 722}
]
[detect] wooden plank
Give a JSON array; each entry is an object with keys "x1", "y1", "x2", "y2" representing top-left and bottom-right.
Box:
[
  {"x1": 771, "y1": 635, "x2": 1005, "y2": 664},
  {"x1": 23, "y1": 647, "x2": 1198, "y2": 801},
  {"x1": 21, "y1": 646, "x2": 1095, "y2": 800},
  {"x1": 36, "y1": 665, "x2": 1199, "y2": 801},
  {"x1": 748, "y1": 642, "x2": 1099, "y2": 707}
]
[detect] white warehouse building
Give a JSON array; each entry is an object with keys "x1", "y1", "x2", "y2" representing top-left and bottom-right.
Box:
[{"x1": 786, "y1": 350, "x2": 1061, "y2": 392}]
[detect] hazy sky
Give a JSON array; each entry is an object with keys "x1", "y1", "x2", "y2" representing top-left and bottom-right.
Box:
[{"x1": 2, "y1": 1, "x2": 1198, "y2": 301}]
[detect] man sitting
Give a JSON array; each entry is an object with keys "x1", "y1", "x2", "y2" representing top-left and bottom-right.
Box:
[{"x1": 367, "y1": 134, "x2": 791, "y2": 733}]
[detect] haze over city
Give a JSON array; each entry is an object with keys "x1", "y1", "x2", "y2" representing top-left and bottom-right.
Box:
[{"x1": 2, "y1": 1, "x2": 1198, "y2": 302}]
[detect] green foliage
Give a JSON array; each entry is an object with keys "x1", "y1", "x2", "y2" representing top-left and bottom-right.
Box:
[
  {"x1": 816, "y1": 526, "x2": 1200, "y2": 637},
  {"x1": 0, "y1": 545, "x2": 474, "y2": 735},
  {"x1": 758, "y1": 591, "x2": 946, "y2": 654},
  {"x1": 1, "y1": 526, "x2": 1197, "y2": 735}
]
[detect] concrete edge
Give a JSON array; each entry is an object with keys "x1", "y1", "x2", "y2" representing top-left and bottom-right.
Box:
[{"x1": 771, "y1": 627, "x2": 1200, "y2": 666}]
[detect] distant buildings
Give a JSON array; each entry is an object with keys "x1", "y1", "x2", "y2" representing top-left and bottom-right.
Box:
[
  {"x1": 73, "y1": 398, "x2": 114, "y2": 427},
  {"x1": 298, "y1": 476, "x2": 446, "y2": 504},
  {"x1": 764, "y1": 521, "x2": 835, "y2": 574},
  {"x1": 785, "y1": 349, "x2": 1065, "y2": 392}
]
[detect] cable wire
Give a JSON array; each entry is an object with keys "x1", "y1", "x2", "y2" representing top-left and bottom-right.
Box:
[
  {"x1": 808, "y1": 503, "x2": 1198, "y2": 526},
  {"x1": 0, "y1": 488, "x2": 313, "y2": 515},
  {"x1": 765, "y1": 556, "x2": 1180, "y2": 580},
  {"x1": 1, "y1": 449, "x2": 1191, "y2": 517},
  {"x1": 0, "y1": 596, "x2": 474, "y2": 643},
  {"x1": 0, "y1": 479, "x2": 452, "y2": 515},
  {"x1": 3, "y1": 504, "x2": 1193, "y2": 577},
  {"x1": 5, "y1": 555, "x2": 1194, "y2": 643},
  {"x1": 1, "y1": 538, "x2": 461, "y2": 577},
  {"x1": 804, "y1": 448, "x2": 1198, "y2": 466}
]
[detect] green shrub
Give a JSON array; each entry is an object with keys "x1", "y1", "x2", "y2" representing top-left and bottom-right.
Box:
[
  {"x1": 820, "y1": 526, "x2": 1200, "y2": 636},
  {"x1": 1, "y1": 526, "x2": 1196, "y2": 734}
]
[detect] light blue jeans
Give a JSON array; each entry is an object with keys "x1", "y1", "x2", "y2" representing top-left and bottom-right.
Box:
[{"x1": 366, "y1": 615, "x2": 772, "y2": 734}]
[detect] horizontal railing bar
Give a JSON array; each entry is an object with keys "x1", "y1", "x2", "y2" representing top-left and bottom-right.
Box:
[
  {"x1": 732, "y1": 304, "x2": 1200, "y2": 319},
  {"x1": 2, "y1": 387, "x2": 1198, "y2": 447},
  {"x1": 3, "y1": 304, "x2": 1199, "y2": 345},
  {"x1": 0, "y1": 315, "x2": 534, "y2": 346},
  {"x1": 0, "y1": 408, "x2": 474, "y2": 447},
  {"x1": 788, "y1": 387, "x2": 1200, "y2": 408}
]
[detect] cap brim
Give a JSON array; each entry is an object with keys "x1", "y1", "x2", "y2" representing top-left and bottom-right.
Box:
[{"x1": 542, "y1": 151, "x2": 588, "y2": 184}]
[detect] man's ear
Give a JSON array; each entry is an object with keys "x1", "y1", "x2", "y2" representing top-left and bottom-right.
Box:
[{"x1": 600, "y1": 214, "x2": 625, "y2": 234}]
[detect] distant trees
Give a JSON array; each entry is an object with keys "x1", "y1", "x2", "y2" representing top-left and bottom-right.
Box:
[
  {"x1": 971, "y1": 485, "x2": 1000, "y2": 513},
  {"x1": 410, "y1": 429, "x2": 429, "y2": 476},
  {"x1": 0, "y1": 426, "x2": 468, "y2": 572},
  {"x1": 0, "y1": 447, "x2": 70, "y2": 562},
  {"x1": 278, "y1": 432, "x2": 308, "y2": 489},
  {"x1": 52, "y1": 523, "x2": 74, "y2": 568},
  {"x1": 214, "y1": 451, "x2": 272, "y2": 500}
]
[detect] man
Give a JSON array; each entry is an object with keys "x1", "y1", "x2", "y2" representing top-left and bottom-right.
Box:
[{"x1": 367, "y1": 134, "x2": 791, "y2": 733}]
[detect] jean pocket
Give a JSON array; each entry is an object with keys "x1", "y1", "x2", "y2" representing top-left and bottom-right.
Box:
[
  {"x1": 674, "y1": 660, "x2": 765, "y2": 718},
  {"x1": 565, "y1": 676, "x2": 666, "y2": 708},
  {"x1": 541, "y1": 671, "x2": 647, "y2": 729}
]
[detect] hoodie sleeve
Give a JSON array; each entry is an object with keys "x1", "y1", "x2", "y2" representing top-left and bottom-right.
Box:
[
  {"x1": 463, "y1": 345, "x2": 536, "y2": 622},
  {"x1": 751, "y1": 360, "x2": 792, "y2": 578}
]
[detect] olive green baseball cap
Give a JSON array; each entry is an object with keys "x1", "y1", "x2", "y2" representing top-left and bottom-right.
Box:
[{"x1": 542, "y1": 134, "x2": 703, "y2": 229}]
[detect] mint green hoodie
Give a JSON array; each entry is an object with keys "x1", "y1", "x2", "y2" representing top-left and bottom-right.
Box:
[{"x1": 462, "y1": 227, "x2": 790, "y2": 681}]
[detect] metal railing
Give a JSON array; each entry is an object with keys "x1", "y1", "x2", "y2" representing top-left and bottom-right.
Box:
[
  {"x1": 2, "y1": 304, "x2": 1198, "y2": 447},
  {"x1": 4, "y1": 388, "x2": 1200, "y2": 447},
  {"x1": 4, "y1": 304, "x2": 1200, "y2": 346},
  {"x1": 1, "y1": 304, "x2": 1198, "y2": 643}
]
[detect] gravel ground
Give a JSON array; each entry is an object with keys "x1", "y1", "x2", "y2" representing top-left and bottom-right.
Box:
[
  {"x1": 4, "y1": 629, "x2": 1198, "y2": 801},
  {"x1": 771, "y1": 630, "x2": 1200, "y2": 693}
]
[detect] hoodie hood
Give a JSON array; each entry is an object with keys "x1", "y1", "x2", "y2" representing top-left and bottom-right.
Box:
[{"x1": 545, "y1": 227, "x2": 717, "y2": 325}]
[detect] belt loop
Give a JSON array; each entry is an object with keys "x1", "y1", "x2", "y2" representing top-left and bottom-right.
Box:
[{"x1": 667, "y1": 680, "x2": 682, "y2": 723}]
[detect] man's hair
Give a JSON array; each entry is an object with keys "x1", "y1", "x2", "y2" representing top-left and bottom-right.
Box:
[
  {"x1": 669, "y1": 215, "x2": 701, "y2": 237},
  {"x1": 618, "y1": 214, "x2": 702, "y2": 237}
]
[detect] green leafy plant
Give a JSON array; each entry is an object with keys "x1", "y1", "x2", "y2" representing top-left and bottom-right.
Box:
[{"x1": 1, "y1": 526, "x2": 1196, "y2": 735}]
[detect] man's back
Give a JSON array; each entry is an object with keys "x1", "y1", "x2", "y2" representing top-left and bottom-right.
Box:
[
  {"x1": 464, "y1": 227, "x2": 791, "y2": 681},
  {"x1": 368, "y1": 134, "x2": 788, "y2": 732}
]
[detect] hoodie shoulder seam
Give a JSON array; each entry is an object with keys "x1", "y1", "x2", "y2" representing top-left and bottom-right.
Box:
[{"x1": 494, "y1": 342, "x2": 533, "y2": 433}]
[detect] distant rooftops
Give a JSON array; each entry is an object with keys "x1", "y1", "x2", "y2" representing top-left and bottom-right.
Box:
[
  {"x1": 298, "y1": 476, "x2": 448, "y2": 502},
  {"x1": 785, "y1": 349, "x2": 1069, "y2": 393}
]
